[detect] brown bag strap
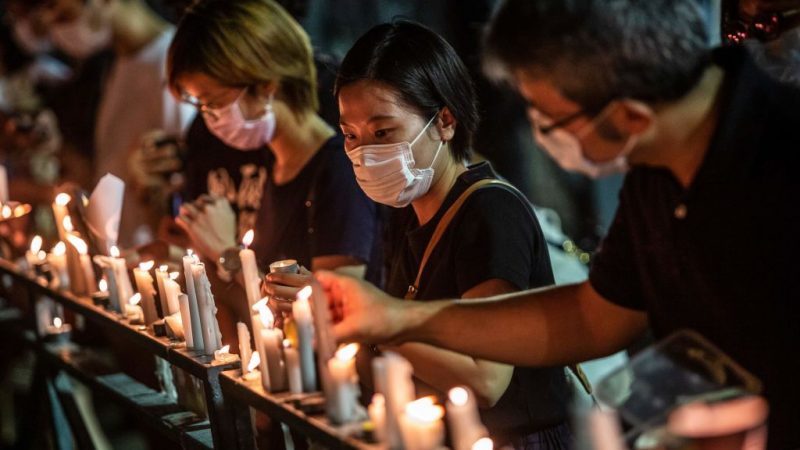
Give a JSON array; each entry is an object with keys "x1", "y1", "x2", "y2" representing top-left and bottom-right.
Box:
[{"x1": 405, "y1": 179, "x2": 516, "y2": 300}]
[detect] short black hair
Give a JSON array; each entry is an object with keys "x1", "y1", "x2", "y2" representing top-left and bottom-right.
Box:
[
  {"x1": 335, "y1": 20, "x2": 479, "y2": 162},
  {"x1": 483, "y1": 0, "x2": 711, "y2": 110}
]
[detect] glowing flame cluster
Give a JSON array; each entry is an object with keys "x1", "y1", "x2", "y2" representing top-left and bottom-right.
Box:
[
  {"x1": 52, "y1": 242, "x2": 66, "y2": 256},
  {"x1": 405, "y1": 396, "x2": 444, "y2": 423},
  {"x1": 242, "y1": 229, "x2": 254, "y2": 248},
  {"x1": 139, "y1": 260, "x2": 155, "y2": 271},
  {"x1": 66, "y1": 234, "x2": 88, "y2": 255},
  {"x1": 335, "y1": 343, "x2": 359, "y2": 362}
]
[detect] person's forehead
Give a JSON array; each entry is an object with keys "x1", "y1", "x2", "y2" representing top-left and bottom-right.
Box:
[
  {"x1": 338, "y1": 80, "x2": 417, "y2": 119},
  {"x1": 513, "y1": 68, "x2": 583, "y2": 114}
]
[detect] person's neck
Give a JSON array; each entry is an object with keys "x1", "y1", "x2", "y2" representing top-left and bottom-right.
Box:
[
  {"x1": 110, "y1": 1, "x2": 169, "y2": 57},
  {"x1": 643, "y1": 65, "x2": 726, "y2": 188},
  {"x1": 412, "y1": 149, "x2": 467, "y2": 226},
  {"x1": 270, "y1": 109, "x2": 335, "y2": 185}
]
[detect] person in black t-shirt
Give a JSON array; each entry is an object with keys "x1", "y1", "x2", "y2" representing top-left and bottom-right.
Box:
[
  {"x1": 163, "y1": 0, "x2": 381, "y2": 341},
  {"x1": 335, "y1": 21, "x2": 571, "y2": 449},
  {"x1": 317, "y1": 1, "x2": 800, "y2": 449}
]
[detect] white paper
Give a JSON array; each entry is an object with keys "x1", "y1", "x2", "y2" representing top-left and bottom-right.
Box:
[{"x1": 86, "y1": 173, "x2": 125, "y2": 253}]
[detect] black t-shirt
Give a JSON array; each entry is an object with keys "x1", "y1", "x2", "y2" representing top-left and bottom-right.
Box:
[
  {"x1": 589, "y1": 45, "x2": 800, "y2": 449},
  {"x1": 251, "y1": 134, "x2": 382, "y2": 283},
  {"x1": 385, "y1": 162, "x2": 570, "y2": 442}
]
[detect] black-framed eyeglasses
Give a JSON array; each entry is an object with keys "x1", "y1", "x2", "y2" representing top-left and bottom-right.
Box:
[
  {"x1": 537, "y1": 109, "x2": 590, "y2": 135},
  {"x1": 180, "y1": 92, "x2": 219, "y2": 120}
]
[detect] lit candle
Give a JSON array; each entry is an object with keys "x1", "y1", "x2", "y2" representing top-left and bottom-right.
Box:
[
  {"x1": 374, "y1": 352, "x2": 416, "y2": 449},
  {"x1": 45, "y1": 316, "x2": 73, "y2": 343},
  {"x1": 471, "y1": 437, "x2": 494, "y2": 450},
  {"x1": 109, "y1": 246, "x2": 132, "y2": 316},
  {"x1": 65, "y1": 234, "x2": 96, "y2": 294},
  {"x1": 178, "y1": 293, "x2": 194, "y2": 348},
  {"x1": 163, "y1": 272, "x2": 181, "y2": 316},
  {"x1": 243, "y1": 351, "x2": 261, "y2": 381},
  {"x1": 240, "y1": 229, "x2": 261, "y2": 309},
  {"x1": 51, "y1": 193, "x2": 71, "y2": 243},
  {"x1": 400, "y1": 397, "x2": 445, "y2": 450},
  {"x1": 293, "y1": 286, "x2": 316, "y2": 392},
  {"x1": 238, "y1": 322, "x2": 252, "y2": 373},
  {"x1": 155, "y1": 265, "x2": 169, "y2": 318},
  {"x1": 126, "y1": 293, "x2": 144, "y2": 324},
  {"x1": 0, "y1": 165, "x2": 8, "y2": 204},
  {"x1": 283, "y1": 339, "x2": 302, "y2": 394},
  {"x1": 182, "y1": 250, "x2": 204, "y2": 351},
  {"x1": 257, "y1": 303, "x2": 286, "y2": 392},
  {"x1": 48, "y1": 242, "x2": 70, "y2": 290},
  {"x1": 446, "y1": 386, "x2": 488, "y2": 450},
  {"x1": 326, "y1": 343, "x2": 360, "y2": 424},
  {"x1": 191, "y1": 262, "x2": 222, "y2": 354},
  {"x1": 368, "y1": 394, "x2": 387, "y2": 443},
  {"x1": 25, "y1": 235, "x2": 44, "y2": 273},
  {"x1": 132, "y1": 261, "x2": 159, "y2": 325}
]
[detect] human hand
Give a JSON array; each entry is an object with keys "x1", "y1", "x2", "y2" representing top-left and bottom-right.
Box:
[
  {"x1": 262, "y1": 266, "x2": 311, "y2": 311},
  {"x1": 175, "y1": 195, "x2": 237, "y2": 262},
  {"x1": 130, "y1": 130, "x2": 184, "y2": 193},
  {"x1": 315, "y1": 270, "x2": 406, "y2": 344}
]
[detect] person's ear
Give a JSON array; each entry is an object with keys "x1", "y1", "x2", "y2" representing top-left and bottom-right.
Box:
[
  {"x1": 254, "y1": 81, "x2": 279, "y2": 101},
  {"x1": 610, "y1": 99, "x2": 654, "y2": 136},
  {"x1": 436, "y1": 106, "x2": 457, "y2": 142}
]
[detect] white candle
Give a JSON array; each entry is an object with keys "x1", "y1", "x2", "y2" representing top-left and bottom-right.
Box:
[
  {"x1": 400, "y1": 397, "x2": 445, "y2": 450},
  {"x1": 369, "y1": 394, "x2": 387, "y2": 443},
  {"x1": 326, "y1": 343, "x2": 360, "y2": 424},
  {"x1": 283, "y1": 339, "x2": 302, "y2": 394},
  {"x1": 257, "y1": 305, "x2": 286, "y2": 392},
  {"x1": 35, "y1": 297, "x2": 54, "y2": 336},
  {"x1": 293, "y1": 286, "x2": 316, "y2": 392},
  {"x1": 155, "y1": 265, "x2": 169, "y2": 318},
  {"x1": 51, "y1": 193, "x2": 70, "y2": 243},
  {"x1": 25, "y1": 235, "x2": 44, "y2": 273},
  {"x1": 163, "y1": 272, "x2": 181, "y2": 316},
  {"x1": 214, "y1": 344, "x2": 238, "y2": 363},
  {"x1": 239, "y1": 229, "x2": 261, "y2": 309},
  {"x1": 65, "y1": 235, "x2": 96, "y2": 294},
  {"x1": 237, "y1": 322, "x2": 252, "y2": 373},
  {"x1": 243, "y1": 352, "x2": 261, "y2": 381},
  {"x1": 446, "y1": 386, "x2": 488, "y2": 450},
  {"x1": 0, "y1": 165, "x2": 9, "y2": 204},
  {"x1": 133, "y1": 261, "x2": 159, "y2": 325},
  {"x1": 47, "y1": 242, "x2": 69, "y2": 290},
  {"x1": 375, "y1": 352, "x2": 416, "y2": 449},
  {"x1": 178, "y1": 293, "x2": 194, "y2": 348},
  {"x1": 108, "y1": 246, "x2": 132, "y2": 316},
  {"x1": 182, "y1": 251, "x2": 204, "y2": 351},
  {"x1": 127, "y1": 293, "x2": 144, "y2": 324},
  {"x1": 164, "y1": 312, "x2": 184, "y2": 339},
  {"x1": 191, "y1": 262, "x2": 221, "y2": 354},
  {"x1": 471, "y1": 437, "x2": 494, "y2": 450}
]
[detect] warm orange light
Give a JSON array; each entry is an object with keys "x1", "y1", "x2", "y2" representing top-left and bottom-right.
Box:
[
  {"x1": 139, "y1": 260, "x2": 154, "y2": 271},
  {"x1": 242, "y1": 229, "x2": 254, "y2": 248},
  {"x1": 130, "y1": 293, "x2": 142, "y2": 306},
  {"x1": 335, "y1": 343, "x2": 359, "y2": 362},
  {"x1": 55, "y1": 193, "x2": 71, "y2": 206},
  {"x1": 53, "y1": 317, "x2": 63, "y2": 328},
  {"x1": 30, "y1": 235, "x2": 42, "y2": 253},
  {"x1": 99, "y1": 279, "x2": 108, "y2": 292},
  {"x1": 169, "y1": 272, "x2": 179, "y2": 280},
  {"x1": 448, "y1": 387, "x2": 469, "y2": 406},
  {"x1": 110, "y1": 246, "x2": 120, "y2": 258},
  {"x1": 52, "y1": 242, "x2": 66, "y2": 256},
  {"x1": 472, "y1": 438, "x2": 494, "y2": 450},
  {"x1": 62, "y1": 216, "x2": 73, "y2": 232},
  {"x1": 405, "y1": 396, "x2": 444, "y2": 423},
  {"x1": 1, "y1": 205, "x2": 11, "y2": 219},
  {"x1": 66, "y1": 234, "x2": 88, "y2": 255}
]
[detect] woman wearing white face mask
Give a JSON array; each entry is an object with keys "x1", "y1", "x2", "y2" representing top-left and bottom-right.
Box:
[
  {"x1": 337, "y1": 21, "x2": 572, "y2": 450},
  {"x1": 165, "y1": 0, "x2": 381, "y2": 340}
]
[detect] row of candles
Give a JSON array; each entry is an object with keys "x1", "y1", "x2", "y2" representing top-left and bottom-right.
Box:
[{"x1": 26, "y1": 190, "x2": 495, "y2": 450}]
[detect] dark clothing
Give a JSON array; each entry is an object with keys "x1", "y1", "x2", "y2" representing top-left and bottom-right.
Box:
[
  {"x1": 385, "y1": 162, "x2": 570, "y2": 446},
  {"x1": 252, "y1": 134, "x2": 382, "y2": 284},
  {"x1": 589, "y1": 45, "x2": 800, "y2": 449}
]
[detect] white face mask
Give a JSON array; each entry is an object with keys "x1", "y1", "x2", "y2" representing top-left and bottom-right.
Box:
[
  {"x1": 346, "y1": 114, "x2": 443, "y2": 208},
  {"x1": 50, "y1": 5, "x2": 112, "y2": 59},
  {"x1": 530, "y1": 106, "x2": 635, "y2": 178},
  {"x1": 203, "y1": 90, "x2": 276, "y2": 151},
  {"x1": 12, "y1": 19, "x2": 53, "y2": 54}
]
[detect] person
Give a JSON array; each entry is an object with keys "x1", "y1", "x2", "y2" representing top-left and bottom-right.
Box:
[
  {"x1": 165, "y1": 0, "x2": 381, "y2": 334},
  {"x1": 333, "y1": 21, "x2": 571, "y2": 449},
  {"x1": 316, "y1": 0, "x2": 800, "y2": 448},
  {"x1": 12, "y1": 0, "x2": 195, "y2": 248}
]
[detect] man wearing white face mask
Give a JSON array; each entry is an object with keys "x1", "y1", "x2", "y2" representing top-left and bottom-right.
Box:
[
  {"x1": 318, "y1": 1, "x2": 800, "y2": 448},
  {"x1": 14, "y1": 0, "x2": 195, "y2": 248}
]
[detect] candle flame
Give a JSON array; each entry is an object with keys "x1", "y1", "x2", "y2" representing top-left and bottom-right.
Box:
[
  {"x1": 53, "y1": 317, "x2": 62, "y2": 328},
  {"x1": 66, "y1": 234, "x2": 88, "y2": 255},
  {"x1": 55, "y1": 193, "x2": 71, "y2": 206},
  {"x1": 110, "y1": 246, "x2": 120, "y2": 258},
  {"x1": 99, "y1": 278, "x2": 108, "y2": 292},
  {"x1": 247, "y1": 351, "x2": 261, "y2": 372},
  {"x1": 130, "y1": 293, "x2": 142, "y2": 305},
  {"x1": 471, "y1": 438, "x2": 493, "y2": 450},
  {"x1": 335, "y1": 343, "x2": 359, "y2": 362},
  {"x1": 297, "y1": 285, "x2": 312, "y2": 302},
  {"x1": 81, "y1": 194, "x2": 89, "y2": 207},
  {"x1": 252, "y1": 297, "x2": 269, "y2": 312},
  {"x1": 52, "y1": 241, "x2": 66, "y2": 256},
  {"x1": 13, "y1": 204, "x2": 26, "y2": 217},
  {"x1": 371, "y1": 393, "x2": 385, "y2": 408},
  {"x1": 1, "y1": 205, "x2": 11, "y2": 219},
  {"x1": 405, "y1": 396, "x2": 444, "y2": 423},
  {"x1": 62, "y1": 216, "x2": 73, "y2": 232},
  {"x1": 242, "y1": 229, "x2": 254, "y2": 248},
  {"x1": 158, "y1": 264, "x2": 168, "y2": 272},
  {"x1": 258, "y1": 305, "x2": 275, "y2": 329},
  {"x1": 220, "y1": 344, "x2": 230, "y2": 354},
  {"x1": 448, "y1": 387, "x2": 470, "y2": 406},
  {"x1": 139, "y1": 260, "x2": 154, "y2": 271},
  {"x1": 169, "y1": 272, "x2": 179, "y2": 280},
  {"x1": 37, "y1": 250, "x2": 47, "y2": 260},
  {"x1": 282, "y1": 338, "x2": 292, "y2": 349},
  {"x1": 30, "y1": 235, "x2": 42, "y2": 253},
  {"x1": 187, "y1": 248, "x2": 194, "y2": 256}
]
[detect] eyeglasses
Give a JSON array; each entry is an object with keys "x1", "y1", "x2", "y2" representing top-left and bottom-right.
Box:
[
  {"x1": 535, "y1": 108, "x2": 590, "y2": 135},
  {"x1": 180, "y1": 87, "x2": 248, "y2": 121}
]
